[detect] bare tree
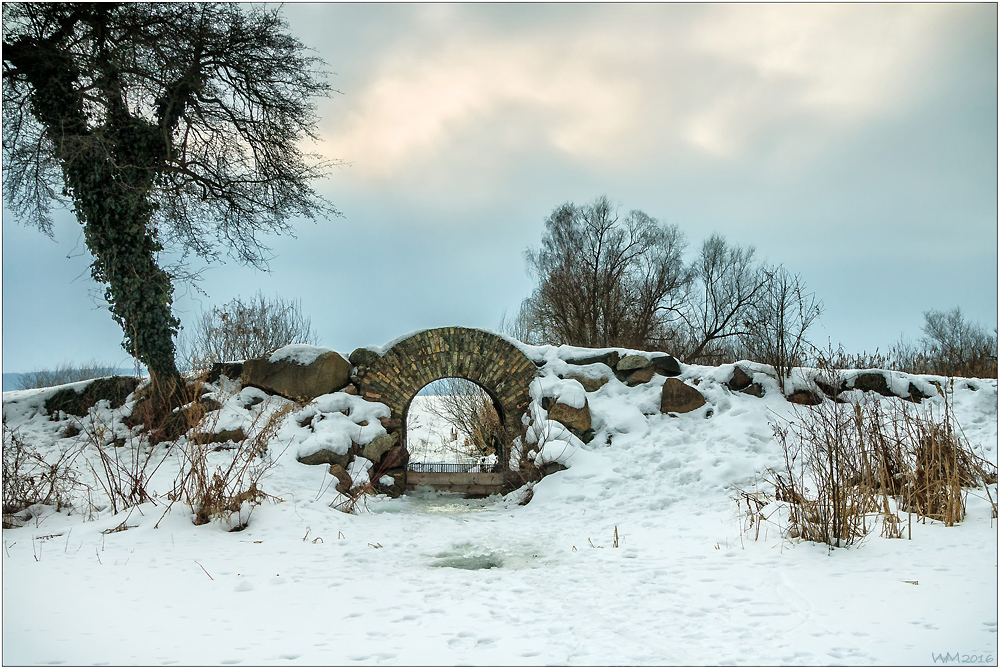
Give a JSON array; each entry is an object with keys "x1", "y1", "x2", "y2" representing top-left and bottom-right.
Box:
[
  {"x1": 918, "y1": 307, "x2": 997, "y2": 378},
  {"x1": 179, "y1": 292, "x2": 319, "y2": 370},
  {"x1": 3, "y1": 4, "x2": 335, "y2": 402},
  {"x1": 419, "y1": 378, "x2": 504, "y2": 460},
  {"x1": 741, "y1": 266, "x2": 822, "y2": 383},
  {"x1": 678, "y1": 234, "x2": 770, "y2": 364},
  {"x1": 520, "y1": 196, "x2": 691, "y2": 349}
]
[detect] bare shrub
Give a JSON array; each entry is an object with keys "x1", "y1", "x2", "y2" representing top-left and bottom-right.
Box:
[
  {"x1": 332, "y1": 477, "x2": 378, "y2": 515},
  {"x1": 17, "y1": 360, "x2": 126, "y2": 390},
  {"x1": 2, "y1": 423, "x2": 86, "y2": 527},
  {"x1": 497, "y1": 308, "x2": 535, "y2": 345},
  {"x1": 419, "y1": 378, "x2": 505, "y2": 460},
  {"x1": 82, "y1": 411, "x2": 173, "y2": 517},
  {"x1": 769, "y1": 403, "x2": 876, "y2": 547},
  {"x1": 180, "y1": 291, "x2": 319, "y2": 370},
  {"x1": 171, "y1": 400, "x2": 290, "y2": 528},
  {"x1": 917, "y1": 308, "x2": 997, "y2": 378},
  {"x1": 838, "y1": 309, "x2": 997, "y2": 379},
  {"x1": 808, "y1": 344, "x2": 895, "y2": 372},
  {"x1": 894, "y1": 393, "x2": 996, "y2": 523}
]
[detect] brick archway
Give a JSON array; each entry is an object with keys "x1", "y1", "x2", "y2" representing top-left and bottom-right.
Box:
[{"x1": 356, "y1": 327, "x2": 537, "y2": 462}]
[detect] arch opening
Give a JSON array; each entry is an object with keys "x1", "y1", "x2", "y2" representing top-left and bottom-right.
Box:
[{"x1": 404, "y1": 377, "x2": 507, "y2": 472}]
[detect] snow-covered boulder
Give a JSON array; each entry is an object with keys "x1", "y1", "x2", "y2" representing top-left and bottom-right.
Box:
[
  {"x1": 616, "y1": 354, "x2": 650, "y2": 372},
  {"x1": 547, "y1": 399, "x2": 592, "y2": 435},
  {"x1": 242, "y1": 345, "x2": 351, "y2": 402}
]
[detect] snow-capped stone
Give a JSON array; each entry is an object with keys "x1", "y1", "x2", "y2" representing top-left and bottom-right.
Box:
[{"x1": 244, "y1": 348, "x2": 351, "y2": 401}]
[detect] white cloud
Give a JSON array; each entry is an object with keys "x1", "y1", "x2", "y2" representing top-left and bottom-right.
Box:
[
  {"x1": 322, "y1": 35, "x2": 642, "y2": 175},
  {"x1": 315, "y1": 4, "x2": 975, "y2": 176}
]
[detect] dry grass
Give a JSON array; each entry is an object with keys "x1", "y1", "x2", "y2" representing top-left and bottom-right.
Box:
[
  {"x1": 759, "y1": 372, "x2": 996, "y2": 548},
  {"x1": 170, "y1": 397, "x2": 290, "y2": 529},
  {"x1": 82, "y1": 410, "x2": 173, "y2": 516},
  {"x1": 2, "y1": 423, "x2": 87, "y2": 527},
  {"x1": 16, "y1": 360, "x2": 127, "y2": 390}
]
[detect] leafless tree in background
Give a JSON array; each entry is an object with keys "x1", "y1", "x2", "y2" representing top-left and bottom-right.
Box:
[
  {"x1": 677, "y1": 234, "x2": 771, "y2": 364},
  {"x1": 741, "y1": 266, "x2": 823, "y2": 383},
  {"x1": 917, "y1": 307, "x2": 997, "y2": 377},
  {"x1": 420, "y1": 378, "x2": 504, "y2": 460},
  {"x1": 517, "y1": 196, "x2": 691, "y2": 349}
]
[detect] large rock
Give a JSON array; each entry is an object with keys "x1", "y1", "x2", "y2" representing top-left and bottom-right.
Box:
[
  {"x1": 378, "y1": 443, "x2": 410, "y2": 471},
  {"x1": 814, "y1": 376, "x2": 846, "y2": 399},
  {"x1": 625, "y1": 367, "x2": 655, "y2": 386},
  {"x1": 348, "y1": 347, "x2": 382, "y2": 368},
  {"x1": 906, "y1": 382, "x2": 932, "y2": 403},
  {"x1": 379, "y1": 416, "x2": 401, "y2": 432},
  {"x1": 243, "y1": 349, "x2": 351, "y2": 402},
  {"x1": 45, "y1": 376, "x2": 141, "y2": 418},
  {"x1": 361, "y1": 432, "x2": 398, "y2": 464},
  {"x1": 617, "y1": 354, "x2": 651, "y2": 372},
  {"x1": 297, "y1": 448, "x2": 350, "y2": 468},
  {"x1": 787, "y1": 390, "x2": 823, "y2": 406},
  {"x1": 660, "y1": 378, "x2": 706, "y2": 414},
  {"x1": 852, "y1": 372, "x2": 892, "y2": 397},
  {"x1": 547, "y1": 399, "x2": 592, "y2": 433},
  {"x1": 192, "y1": 427, "x2": 247, "y2": 445},
  {"x1": 373, "y1": 468, "x2": 406, "y2": 498},
  {"x1": 329, "y1": 464, "x2": 353, "y2": 495},
  {"x1": 206, "y1": 362, "x2": 244, "y2": 385},
  {"x1": 540, "y1": 462, "x2": 568, "y2": 477},
  {"x1": 565, "y1": 373, "x2": 609, "y2": 393},
  {"x1": 727, "y1": 366, "x2": 753, "y2": 391},
  {"x1": 564, "y1": 351, "x2": 620, "y2": 368},
  {"x1": 650, "y1": 355, "x2": 681, "y2": 377}
]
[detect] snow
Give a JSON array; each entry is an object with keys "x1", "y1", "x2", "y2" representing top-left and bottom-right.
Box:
[
  {"x1": 267, "y1": 344, "x2": 340, "y2": 366},
  {"x1": 530, "y1": 375, "x2": 587, "y2": 409},
  {"x1": 2, "y1": 361, "x2": 997, "y2": 665},
  {"x1": 278, "y1": 392, "x2": 390, "y2": 460}
]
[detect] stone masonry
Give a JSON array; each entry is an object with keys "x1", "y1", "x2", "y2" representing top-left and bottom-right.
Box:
[{"x1": 356, "y1": 327, "x2": 538, "y2": 446}]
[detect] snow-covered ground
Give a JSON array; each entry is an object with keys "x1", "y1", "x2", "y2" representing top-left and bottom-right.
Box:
[{"x1": 2, "y1": 364, "x2": 997, "y2": 665}]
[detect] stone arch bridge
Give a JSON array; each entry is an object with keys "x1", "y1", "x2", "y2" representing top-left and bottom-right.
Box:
[{"x1": 353, "y1": 327, "x2": 537, "y2": 491}]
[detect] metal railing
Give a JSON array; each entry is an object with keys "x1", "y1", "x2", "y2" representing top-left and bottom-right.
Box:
[{"x1": 407, "y1": 461, "x2": 502, "y2": 474}]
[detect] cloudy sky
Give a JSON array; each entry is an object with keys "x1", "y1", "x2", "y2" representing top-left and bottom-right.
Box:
[{"x1": 2, "y1": 3, "x2": 997, "y2": 373}]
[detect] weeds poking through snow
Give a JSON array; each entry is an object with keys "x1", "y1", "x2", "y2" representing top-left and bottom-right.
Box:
[
  {"x1": 83, "y1": 410, "x2": 171, "y2": 516},
  {"x1": 3, "y1": 423, "x2": 87, "y2": 527},
  {"x1": 171, "y1": 394, "x2": 290, "y2": 528},
  {"x1": 752, "y1": 371, "x2": 997, "y2": 548}
]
